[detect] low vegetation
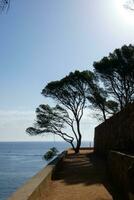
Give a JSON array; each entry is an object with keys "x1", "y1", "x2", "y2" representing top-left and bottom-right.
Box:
[{"x1": 43, "y1": 147, "x2": 59, "y2": 161}]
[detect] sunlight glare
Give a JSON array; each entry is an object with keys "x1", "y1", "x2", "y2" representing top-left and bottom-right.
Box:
[{"x1": 116, "y1": 0, "x2": 134, "y2": 25}]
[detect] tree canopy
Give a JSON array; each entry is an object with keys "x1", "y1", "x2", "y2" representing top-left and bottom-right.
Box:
[
  {"x1": 78, "y1": 70, "x2": 118, "y2": 121},
  {"x1": 0, "y1": 0, "x2": 9, "y2": 12},
  {"x1": 26, "y1": 104, "x2": 75, "y2": 150},
  {"x1": 27, "y1": 44, "x2": 134, "y2": 153},
  {"x1": 94, "y1": 44, "x2": 134, "y2": 110},
  {"x1": 27, "y1": 71, "x2": 93, "y2": 153}
]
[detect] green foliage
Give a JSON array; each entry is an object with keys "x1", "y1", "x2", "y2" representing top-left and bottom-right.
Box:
[
  {"x1": 27, "y1": 71, "x2": 89, "y2": 153},
  {"x1": 41, "y1": 71, "x2": 90, "y2": 153},
  {"x1": 105, "y1": 100, "x2": 118, "y2": 114},
  {"x1": 0, "y1": 0, "x2": 10, "y2": 12},
  {"x1": 42, "y1": 70, "x2": 88, "y2": 117},
  {"x1": 26, "y1": 104, "x2": 74, "y2": 144},
  {"x1": 78, "y1": 70, "x2": 118, "y2": 120},
  {"x1": 27, "y1": 44, "x2": 134, "y2": 153},
  {"x1": 43, "y1": 147, "x2": 59, "y2": 161},
  {"x1": 94, "y1": 44, "x2": 134, "y2": 110}
]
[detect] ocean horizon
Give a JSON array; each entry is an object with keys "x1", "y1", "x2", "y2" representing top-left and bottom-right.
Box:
[{"x1": 0, "y1": 141, "x2": 93, "y2": 200}]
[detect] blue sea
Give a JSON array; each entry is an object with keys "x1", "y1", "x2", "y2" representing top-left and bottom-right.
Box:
[{"x1": 0, "y1": 141, "x2": 91, "y2": 200}]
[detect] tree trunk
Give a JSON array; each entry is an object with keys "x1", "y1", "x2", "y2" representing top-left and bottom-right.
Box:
[
  {"x1": 71, "y1": 142, "x2": 75, "y2": 152},
  {"x1": 75, "y1": 137, "x2": 81, "y2": 153},
  {"x1": 102, "y1": 109, "x2": 106, "y2": 121},
  {"x1": 74, "y1": 119, "x2": 82, "y2": 153}
]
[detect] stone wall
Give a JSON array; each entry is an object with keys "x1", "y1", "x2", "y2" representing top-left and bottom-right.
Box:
[
  {"x1": 7, "y1": 151, "x2": 67, "y2": 200},
  {"x1": 108, "y1": 151, "x2": 134, "y2": 200},
  {"x1": 94, "y1": 103, "x2": 134, "y2": 155}
]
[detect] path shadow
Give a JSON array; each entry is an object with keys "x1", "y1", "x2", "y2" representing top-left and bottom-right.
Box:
[{"x1": 53, "y1": 151, "x2": 124, "y2": 200}]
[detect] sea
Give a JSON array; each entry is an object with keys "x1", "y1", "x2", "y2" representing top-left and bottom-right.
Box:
[{"x1": 0, "y1": 141, "x2": 92, "y2": 200}]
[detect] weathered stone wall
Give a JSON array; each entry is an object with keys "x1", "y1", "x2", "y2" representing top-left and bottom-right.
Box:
[
  {"x1": 108, "y1": 151, "x2": 134, "y2": 200},
  {"x1": 94, "y1": 103, "x2": 134, "y2": 155},
  {"x1": 7, "y1": 151, "x2": 67, "y2": 200}
]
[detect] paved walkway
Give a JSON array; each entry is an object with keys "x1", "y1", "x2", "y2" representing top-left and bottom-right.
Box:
[{"x1": 44, "y1": 149, "x2": 115, "y2": 200}]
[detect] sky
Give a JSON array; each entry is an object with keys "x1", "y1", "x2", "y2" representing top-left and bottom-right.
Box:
[{"x1": 0, "y1": 0, "x2": 134, "y2": 141}]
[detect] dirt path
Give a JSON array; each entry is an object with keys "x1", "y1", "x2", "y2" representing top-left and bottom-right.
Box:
[{"x1": 43, "y1": 149, "x2": 115, "y2": 200}]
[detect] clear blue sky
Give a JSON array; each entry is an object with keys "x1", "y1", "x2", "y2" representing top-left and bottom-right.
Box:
[{"x1": 0, "y1": 0, "x2": 134, "y2": 141}]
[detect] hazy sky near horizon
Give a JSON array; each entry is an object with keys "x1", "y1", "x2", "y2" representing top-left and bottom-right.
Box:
[{"x1": 0, "y1": 0, "x2": 134, "y2": 141}]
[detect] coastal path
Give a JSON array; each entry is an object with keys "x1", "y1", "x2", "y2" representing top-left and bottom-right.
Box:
[{"x1": 43, "y1": 149, "x2": 115, "y2": 200}]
